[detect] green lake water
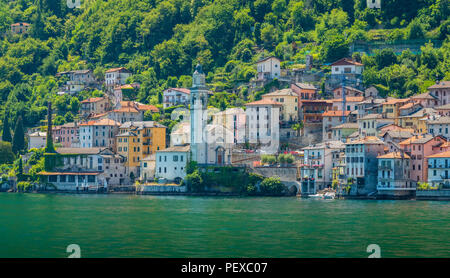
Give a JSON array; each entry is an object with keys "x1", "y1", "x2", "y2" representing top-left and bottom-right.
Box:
[{"x1": 0, "y1": 193, "x2": 449, "y2": 258}]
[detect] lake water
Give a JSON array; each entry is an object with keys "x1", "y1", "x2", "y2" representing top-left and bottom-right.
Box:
[{"x1": 0, "y1": 193, "x2": 449, "y2": 258}]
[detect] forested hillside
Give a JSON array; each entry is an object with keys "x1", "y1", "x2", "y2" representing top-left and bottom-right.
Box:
[{"x1": 0, "y1": 0, "x2": 448, "y2": 130}]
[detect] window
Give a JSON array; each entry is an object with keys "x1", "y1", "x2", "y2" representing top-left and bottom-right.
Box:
[{"x1": 173, "y1": 155, "x2": 178, "y2": 162}]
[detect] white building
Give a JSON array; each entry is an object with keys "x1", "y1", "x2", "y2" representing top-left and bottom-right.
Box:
[
  {"x1": 256, "y1": 56, "x2": 281, "y2": 80},
  {"x1": 212, "y1": 108, "x2": 246, "y2": 144},
  {"x1": 140, "y1": 154, "x2": 156, "y2": 183},
  {"x1": 41, "y1": 148, "x2": 128, "y2": 190},
  {"x1": 427, "y1": 151, "x2": 450, "y2": 188},
  {"x1": 28, "y1": 131, "x2": 46, "y2": 150},
  {"x1": 300, "y1": 141, "x2": 345, "y2": 192},
  {"x1": 377, "y1": 152, "x2": 414, "y2": 198},
  {"x1": 330, "y1": 58, "x2": 364, "y2": 75},
  {"x1": 163, "y1": 88, "x2": 191, "y2": 108},
  {"x1": 155, "y1": 145, "x2": 190, "y2": 183},
  {"x1": 427, "y1": 116, "x2": 450, "y2": 139},
  {"x1": 171, "y1": 122, "x2": 191, "y2": 146},
  {"x1": 245, "y1": 99, "x2": 281, "y2": 154},
  {"x1": 79, "y1": 119, "x2": 121, "y2": 148},
  {"x1": 322, "y1": 110, "x2": 351, "y2": 141},
  {"x1": 105, "y1": 67, "x2": 132, "y2": 90},
  {"x1": 428, "y1": 81, "x2": 450, "y2": 106},
  {"x1": 57, "y1": 70, "x2": 97, "y2": 93},
  {"x1": 345, "y1": 136, "x2": 386, "y2": 195}
]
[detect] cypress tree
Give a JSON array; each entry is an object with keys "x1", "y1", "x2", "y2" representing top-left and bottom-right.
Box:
[
  {"x1": 45, "y1": 102, "x2": 55, "y2": 153},
  {"x1": 12, "y1": 116, "x2": 25, "y2": 154},
  {"x1": 18, "y1": 156, "x2": 23, "y2": 181},
  {"x1": 2, "y1": 112, "x2": 12, "y2": 142}
]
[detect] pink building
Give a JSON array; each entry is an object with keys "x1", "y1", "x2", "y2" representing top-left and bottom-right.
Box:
[
  {"x1": 428, "y1": 81, "x2": 450, "y2": 106},
  {"x1": 53, "y1": 122, "x2": 79, "y2": 148},
  {"x1": 399, "y1": 134, "x2": 447, "y2": 183}
]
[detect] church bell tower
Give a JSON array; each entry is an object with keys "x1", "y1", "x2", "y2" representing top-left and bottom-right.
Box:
[{"x1": 190, "y1": 64, "x2": 208, "y2": 164}]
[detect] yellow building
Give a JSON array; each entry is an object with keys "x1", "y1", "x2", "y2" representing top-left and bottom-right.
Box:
[
  {"x1": 399, "y1": 108, "x2": 436, "y2": 134},
  {"x1": 382, "y1": 98, "x2": 410, "y2": 125},
  {"x1": 116, "y1": 121, "x2": 167, "y2": 174},
  {"x1": 262, "y1": 88, "x2": 298, "y2": 122}
]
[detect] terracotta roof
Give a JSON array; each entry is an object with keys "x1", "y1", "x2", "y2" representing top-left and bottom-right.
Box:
[
  {"x1": 56, "y1": 148, "x2": 103, "y2": 154},
  {"x1": 79, "y1": 119, "x2": 121, "y2": 126},
  {"x1": 81, "y1": 97, "x2": 105, "y2": 103},
  {"x1": 165, "y1": 88, "x2": 191, "y2": 95},
  {"x1": 399, "y1": 103, "x2": 415, "y2": 110},
  {"x1": 245, "y1": 99, "x2": 282, "y2": 106},
  {"x1": 346, "y1": 136, "x2": 384, "y2": 145},
  {"x1": 383, "y1": 98, "x2": 410, "y2": 105},
  {"x1": 11, "y1": 22, "x2": 30, "y2": 26},
  {"x1": 428, "y1": 81, "x2": 450, "y2": 89},
  {"x1": 322, "y1": 110, "x2": 351, "y2": 117},
  {"x1": 427, "y1": 150, "x2": 450, "y2": 158},
  {"x1": 377, "y1": 152, "x2": 410, "y2": 159},
  {"x1": 113, "y1": 107, "x2": 139, "y2": 113},
  {"x1": 105, "y1": 67, "x2": 131, "y2": 73},
  {"x1": 331, "y1": 58, "x2": 363, "y2": 66},
  {"x1": 136, "y1": 103, "x2": 159, "y2": 113},
  {"x1": 331, "y1": 96, "x2": 364, "y2": 102}
]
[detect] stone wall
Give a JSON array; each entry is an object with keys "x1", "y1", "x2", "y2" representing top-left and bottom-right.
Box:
[
  {"x1": 138, "y1": 185, "x2": 188, "y2": 194},
  {"x1": 416, "y1": 190, "x2": 450, "y2": 200},
  {"x1": 252, "y1": 166, "x2": 298, "y2": 181}
]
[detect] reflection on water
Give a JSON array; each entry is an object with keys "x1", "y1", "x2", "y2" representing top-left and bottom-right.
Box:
[{"x1": 0, "y1": 193, "x2": 449, "y2": 258}]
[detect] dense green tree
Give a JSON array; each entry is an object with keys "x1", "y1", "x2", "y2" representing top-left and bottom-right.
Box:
[
  {"x1": 12, "y1": 115, "x2": 25, "y2": 154},
  {"x1": 2, "y1": 112, "x2": 12, "y2": 142},
  {"x1": 0, "y1": 141, "x2": 15, "y2": 164}
]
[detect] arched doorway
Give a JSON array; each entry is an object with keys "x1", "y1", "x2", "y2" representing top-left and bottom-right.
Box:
[{"x1": 215, "y1": 146, "x2": 225, "y2": 165}]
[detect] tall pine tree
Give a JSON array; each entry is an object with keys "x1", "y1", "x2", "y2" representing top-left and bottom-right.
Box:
[
  {"x1": 45, "y1": 102, "x2": 55, "y2": 153},
  {"x1": 12, "y1": 116, "x2": 25, "y2": 154},
  {"x1": 2, "y1": 112, "x2": 12, "y2": 142}
]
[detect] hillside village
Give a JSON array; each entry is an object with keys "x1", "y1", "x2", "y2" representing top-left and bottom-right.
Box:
[
  {"x1": 1, "y1": 52, "x2": 449, "y2": 200},
  {"x1": 0, "y1": 0, "x2": 448, "y2": 199}
]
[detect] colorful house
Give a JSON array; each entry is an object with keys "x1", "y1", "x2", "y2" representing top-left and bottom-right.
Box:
[
  {"x1": 116, "y1": 121, "x2": 167, "y2": 176},
  {"x1": 427, "y1": 151, "x2": 450, "y2": 188},
  {"x1": 377, "y1": 152, "x2": 414, "y2": 198},
  {"x1": 262, "y1": 89, "x2": 299, "y2": 122},
  {"x1": 399, "y1": 134, "x2": 447, "y2": 184}
]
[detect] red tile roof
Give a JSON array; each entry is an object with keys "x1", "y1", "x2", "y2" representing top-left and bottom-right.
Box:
[
  {"x1": 245, "y1": 99, "x2": 282, "y2": 106},
  {"x1": 322, "y1": 110, "x2": 351, "y2": 117},
  {"x1": 331, "y1": 58, "x2": 363, "y2": 66},
  {"x1": 81, "y1": 97, "x2": 105, "y2": 103},
  {"x1": 377, "y1": 152, "x2": 411, "y2": 159}
]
